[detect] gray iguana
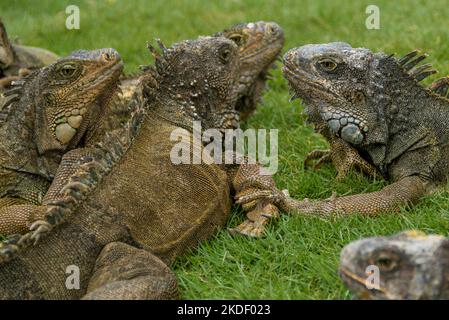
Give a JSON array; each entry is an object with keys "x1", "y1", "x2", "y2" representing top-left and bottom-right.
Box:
[
  {"x1": 302, "y1": 51, "x2": 449, "y2": 181},
  {"x1": 237, "y1": 42, "x2": 449, "y2": 217},
  {"x1": 108, "y1": 21, "x2": 284, "y2": 130},
  {"x1": 0, "y1": 36, "x2": 284, "y2": 299},
  {"x1": 0, "y1": 48, "x2": 123, "y2": 235},
  {"x1": 0, "y1": 19, "x2": 58, "y2": 90},
  {"x1": 339, "y1": 230, "x2": 449, "y2": 299}
]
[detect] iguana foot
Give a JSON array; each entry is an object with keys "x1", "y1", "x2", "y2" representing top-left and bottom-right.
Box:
[
  {"x1": 304, "y1": 144, "x2": 380, "y2": 180},
  {"x1": 304, "y1": 149, "x2": 332, "y2": 170},
  {"x1": 229, "y1": 202, "x2": 279, "y2": 238}
]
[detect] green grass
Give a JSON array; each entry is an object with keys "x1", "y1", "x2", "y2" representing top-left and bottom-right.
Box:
[{"x1": 2, "y1": 0, "x2": 449, "y2": 299}]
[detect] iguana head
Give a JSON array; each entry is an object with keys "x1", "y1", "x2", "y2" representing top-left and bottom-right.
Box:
[
  {"x1": 339, "y1": 230, "x2": 449, "y2": 300},
  {"x1": 145, "y1": 36, "x2": 240, "y2": 129},
  {"x1": 0, "y1": 19, "x2": 14, "y2": 69},
  {"x1": 13, "y1": 48, "x2": 123, "y2": 152},
  {"x1": 217, "y1": 21, "x2": 284, "y2": 120}
]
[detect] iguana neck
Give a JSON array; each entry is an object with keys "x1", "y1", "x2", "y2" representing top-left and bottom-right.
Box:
[
  {"x1": 149, "y1": 87, "x2": 228, "y2": 131},
  {"x1": 364, "y1": 75, "x2": 449, "y2": 179}
]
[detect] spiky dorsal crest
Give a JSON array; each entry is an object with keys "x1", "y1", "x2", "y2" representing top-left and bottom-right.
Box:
[
  {"x1": 0, "y1": 70, "x2": 38, "y2": 125},
  {"x1": 390, "y1": 50, "x2": 448, "y2": 102},
  {"x1": 0, "y1": 86, "x2": 148, "y2": 264},
  {"x1": 397, "y1": 50, "x2": 438, "y2": 83}
]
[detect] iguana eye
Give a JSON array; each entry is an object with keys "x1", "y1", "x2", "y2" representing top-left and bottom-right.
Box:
[
  {"x1": 318, "y1": 59, "x2": 338, "y2": 71},
  {"x1": 219, "y1": 45, "x2": 233, "y2": 64},
  {"x1": 375, "y1": 253, "x2": 399, "y2": 272},
  {"x1": 59, "y1": 64, "x2": 77, "y2": 78},
  {"x1": 229, "y1": 34, "x2": 245, "y2": 46}
]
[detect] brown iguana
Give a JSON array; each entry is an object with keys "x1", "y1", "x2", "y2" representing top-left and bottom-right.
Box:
[
  {"x1": 302, "y1": 52, "x2": 449, "y2": 181},
  {"x1": 237, "y1": 42, "x2": 449, "y2": 217},
  {"x1": 0, "y1": 36, "x2": 283, "y2": 299},
  {"x1": 339, "y1": 230, "x2": 449, "y2": 299},
  {"x1": 215, "y1": 21, "x2": 284, "y2": 121},
  {"x1": 0, "y1": 48, "x2": 123, "y2": 235},
  {"x1": 108, "y1": 21, "x2": 284, "y2": 130},
  {"x1": 0, "y1": 19, "x2": 58, "y2": 90}
]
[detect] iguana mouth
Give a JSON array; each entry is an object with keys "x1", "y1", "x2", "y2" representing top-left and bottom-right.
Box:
[
  {"x1": 283, "y1": 64, "x2": 367, "y2": 145},
  {"x1": 339, "y1": 267, "x2": 392, "y2": 299}
]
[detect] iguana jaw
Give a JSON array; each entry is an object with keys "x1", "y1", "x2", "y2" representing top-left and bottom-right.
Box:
[
  {"x1": 283, "y1": 44, "x2": 373, "y2": 146},
  {"x1": 53, "y1": 58, "x2": 123, "y2": 145}
]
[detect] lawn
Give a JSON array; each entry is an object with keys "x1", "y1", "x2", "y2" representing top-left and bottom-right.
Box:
[{"x1": 1, "y1": 0, "x2": 448, "y2": 299}]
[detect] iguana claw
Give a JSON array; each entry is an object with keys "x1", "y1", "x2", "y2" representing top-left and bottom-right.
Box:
[{"x1": 29, "y1": 220, "x2": 52, "y2": 245}]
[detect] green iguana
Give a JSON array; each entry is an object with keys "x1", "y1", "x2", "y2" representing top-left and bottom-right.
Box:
[
  {"x1": 237, "y1": 42, "x2": 449, "y2": 217},
  {"x1": 0, "y1": 19, "x2": 58, "y2": 90},
  {"x1": 339, "y1": 230, "x2": 449, "y2": 299},
  {"x1": 0, "y1": 48, "x2": 123, "y2": 235},
  {"x1": 108, "y1": 21, "x2": 284, "y2": 130},
  {"x1": 0, "y1": 36, "x2": 284, "y2": 299}
]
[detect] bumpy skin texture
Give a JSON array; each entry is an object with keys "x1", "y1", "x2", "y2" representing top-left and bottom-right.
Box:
[
  {"x1": 107, "y1": 21, "x2": 284, "y2": 131},
  {"x1": 0, "y1": 36, "x2": 283, "y2": 299},
  {"x1": 269, "y1": 42, "x2": 449, "y2": 217},
  {"x1": 0, "y1": 20, "x2": 59, "y2": 90},
  {"x1": 339, "y1": 230, "x2": 449, "y2": 300},
  {"x1": 0, "y1": 48, "x2": 123, "y2": 235},
  {"x1": 303, "y1": 52, "x2": 447, "y2": 181},
  {"x1": 215, "y1": 21, "x2": 284, "y2": 121}
]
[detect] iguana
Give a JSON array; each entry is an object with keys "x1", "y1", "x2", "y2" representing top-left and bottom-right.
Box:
[
  {"x1": 0, "y1": 36, "x2": 283, "y2": 299},
  {"x1": 0, "y1": 19, "x2": 58, "y2": 90},
  {"x1": 0, "y1": 48, "x2": 124, "y2": 235},
  {"x1": 107, "y1": 21, "x2": 284, "y2": 131},
  {"x1": 215, "y1": 21, "x2": 284, "y2": 121},
  {"x1": 339, "y1": 230, "x2": 449, "y2": 299},
  {"x1": 301, "y1": 52, "x2": 449, "y2": 181},
  {"x1": 238, "y1": 42, "x2": 449, "y2": 217}
]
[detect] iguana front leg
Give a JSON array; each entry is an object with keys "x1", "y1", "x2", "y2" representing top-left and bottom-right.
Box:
[
  {"x1": 237, "y1": 176, "x2": 426, "y2": 216},
  {"x1": 305, "y1": 129, "x2": 380, "y2": 180},
  {"x1": 0, "y1": 148, "x2": 97, "y2": 235},
  {"x1": 226, "y1": 162, "x2": 285, "y2": 237}
]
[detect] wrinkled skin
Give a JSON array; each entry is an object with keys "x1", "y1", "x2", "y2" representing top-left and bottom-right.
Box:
[
  {"x1": 0, "y1": 36, "x2": 286, "y2": 299},
  {"x1": 0, "y1": 48, "x2": 123, "y2": 235},
  {"x1": 109, "y1": 21, "x2": 284, "y2": 131},
  {"x1": 339, "y1": 230, "x2": 449, "y2": 300},
  {"x1": 239, "y1": 42, "x2": 449, "y2": 217}
]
